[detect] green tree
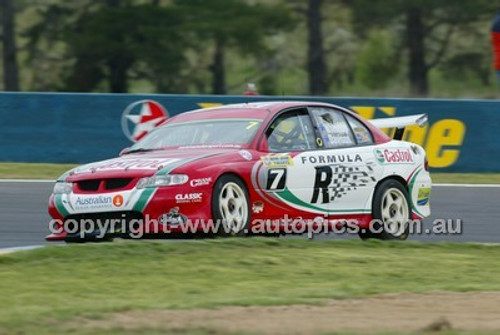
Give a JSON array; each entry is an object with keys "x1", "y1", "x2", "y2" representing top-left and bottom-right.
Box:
[
  {"x1": 287, "y1": 0, "x2": 358, "y2": 95},
  {"x1": 26, "y1": 0, "x2": 190, "y2": 93},
  {"x1": 175, "y1": 0, "x2": 293, "y2": 94},
  {"x1": 287, "y1": 0, "x2": 327, "y2": 95},
  {"x1": 356, "y1": 30, "x2": 399, "y2": 89},
  {"x1": 0, "y1": 0, "x2": 19, "y2": 91},
  {"x1": 346, "y1": 0, "x2": 496, "y2": 96},
  {"x1": 306, "y1": 0, "x2": 327, "y2": 95}
]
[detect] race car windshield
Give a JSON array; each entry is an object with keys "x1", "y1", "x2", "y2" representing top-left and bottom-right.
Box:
[{"x1": 129, "y1": 119, "x2": 262, "y2": 150}]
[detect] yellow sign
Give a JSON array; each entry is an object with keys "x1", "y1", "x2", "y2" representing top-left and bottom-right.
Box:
[{"x1": 351, "y1": 106, "x2": 466, "y2": 169}]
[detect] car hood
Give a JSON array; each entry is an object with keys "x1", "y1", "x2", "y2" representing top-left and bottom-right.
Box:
[{"x1": 62, "y1": 148, "x2": 242, "y2": 182}]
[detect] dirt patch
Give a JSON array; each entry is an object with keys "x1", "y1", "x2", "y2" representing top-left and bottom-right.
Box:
[{"x1": 79, "y1": 291, "x2": 500, "y2": 334}]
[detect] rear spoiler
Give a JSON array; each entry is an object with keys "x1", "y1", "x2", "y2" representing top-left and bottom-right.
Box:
[{"x1": 369, "y1": 114, "x2": 428, "y2": 140}]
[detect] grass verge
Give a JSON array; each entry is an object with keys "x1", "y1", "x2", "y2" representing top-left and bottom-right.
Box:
[
  {"x1": 0, "y1": 239, "x2": 500, "y2": 334},
  {"x1": 0, "y1": 162, "x2": 500, "y2": 184},
  {"x1": 431, "y1": 173, "x2": 500, "y2": 184},
  {"x1": 0, "y1": 162, "x2": 77, "y2": 179}
]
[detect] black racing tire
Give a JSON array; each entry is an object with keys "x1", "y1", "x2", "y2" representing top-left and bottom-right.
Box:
[
  {"x1": 211, "y1": 174, "x2": 251, "y2": 237},
  {"x1": 359, "y1": 179, "x2": 411, "y2": 241}
]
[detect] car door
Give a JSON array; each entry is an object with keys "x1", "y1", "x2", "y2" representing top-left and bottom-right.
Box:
[
  {"x1": 304, "y1": 106, "x2": 384, "y2": 216},
  {"x1": 258, "y1": 108, "x2": 324, "y2": 220}
]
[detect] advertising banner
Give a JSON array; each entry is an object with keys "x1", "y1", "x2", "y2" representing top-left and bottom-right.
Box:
[{"x1": 0, "y1": 92, "x2": 495, "y2": 172}]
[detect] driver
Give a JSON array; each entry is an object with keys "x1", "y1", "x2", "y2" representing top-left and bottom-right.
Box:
[{"x1": 317, "y1": 113, "x2": 352, "y2": 147}]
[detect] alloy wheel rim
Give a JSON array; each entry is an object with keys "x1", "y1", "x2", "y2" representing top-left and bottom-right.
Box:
[
  {"x1": 381, "y1": 188, "x2": 409, "y2": 236},
  {"x1": 219, "y1": 182, "x2": 248, "y2": 233}
]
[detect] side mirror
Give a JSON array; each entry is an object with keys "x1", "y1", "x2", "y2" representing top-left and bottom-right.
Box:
[{"x1": 119, "y1": 147, "x2": 130, "y2": 156}]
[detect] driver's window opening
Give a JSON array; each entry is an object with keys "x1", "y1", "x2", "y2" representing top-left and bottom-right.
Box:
[
  {"x1": 266, "y1": 109, "x2": 316, "y2": 152},
  {"x1": 310, "y1": 107, "x2": 356, "y2": 149}
]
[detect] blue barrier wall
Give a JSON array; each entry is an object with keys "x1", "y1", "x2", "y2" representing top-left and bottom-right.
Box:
[{"x1": 0, "y1": 92, "x2": 497, "y2": 172}]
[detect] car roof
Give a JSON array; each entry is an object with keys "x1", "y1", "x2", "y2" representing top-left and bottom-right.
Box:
[
  {"x1": 167, "y1": 101, "x2": 344, "y2": 124},
  {"x1": 157, "y1": 100, "x2": 390, "y2": 146}
]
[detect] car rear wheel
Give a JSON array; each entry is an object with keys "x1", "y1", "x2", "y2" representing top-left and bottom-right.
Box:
[
  {"x1": 360, "y1": 179, "x2": 411, "y2": 240},
  {"x1": 212, "y1": 175, "x2": 251, "y2": 236}
]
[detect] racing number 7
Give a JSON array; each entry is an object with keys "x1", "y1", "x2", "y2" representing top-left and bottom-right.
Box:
[{"x1": 266, "y1": 168, "x2": 287, "y2": 191}]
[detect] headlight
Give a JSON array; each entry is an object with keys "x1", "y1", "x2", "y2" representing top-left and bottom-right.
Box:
[
  {"x1": 53, "y1": 182, "x2": 73, "y2": 194},
  {"x1": 136, "y1": 174, "x2": 189, "y2": 189}
]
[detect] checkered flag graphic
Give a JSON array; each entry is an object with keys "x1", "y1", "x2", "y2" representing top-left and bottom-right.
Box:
[{"x1": 329, "y1": 165, "x2": 377, "y2": 202}]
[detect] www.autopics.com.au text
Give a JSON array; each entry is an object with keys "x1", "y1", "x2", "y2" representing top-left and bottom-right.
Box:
[{"x1": 49, "y1": 215, "x2": 463, "y2": 239}]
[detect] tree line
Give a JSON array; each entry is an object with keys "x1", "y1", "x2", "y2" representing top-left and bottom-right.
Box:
[{"x1": 0, "y1": 0, "x2": 497, "y2": 96}]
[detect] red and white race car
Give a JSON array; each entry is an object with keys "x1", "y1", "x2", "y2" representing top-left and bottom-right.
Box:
[{"x1": 47, "y1": 101, "x2": 431, "y2": 241}]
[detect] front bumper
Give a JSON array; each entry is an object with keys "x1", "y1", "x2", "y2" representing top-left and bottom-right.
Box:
[{"x1": 46, "y1": 186, "x2": 213, "y2": 241}]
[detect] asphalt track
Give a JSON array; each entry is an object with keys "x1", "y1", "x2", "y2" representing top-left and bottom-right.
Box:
[{"x1": 0, "y1": 181, "x2": 499, "y2": 249}]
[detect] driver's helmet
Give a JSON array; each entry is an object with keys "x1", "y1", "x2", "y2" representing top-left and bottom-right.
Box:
[{"x1": 320, "y1": 113, "x2": 334, "y2": 124}]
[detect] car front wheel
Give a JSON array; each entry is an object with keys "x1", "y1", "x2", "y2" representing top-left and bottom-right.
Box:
[{"x1": 211, "y1": 175, "x2": 251, "y2": 236}]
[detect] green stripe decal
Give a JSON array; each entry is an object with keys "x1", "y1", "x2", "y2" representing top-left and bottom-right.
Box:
[
  {"x1": 133, "y1": 153, "x2": 221, "y2": 212},
  {"x1": 408, "y1": 169, "x2": 425, "y2": 217},
  {"x1": 133, "y1": 188, "x2": 157, "y2": 212},
  {"x1": 156, "y1": 158, "x2": 192, "y2": 176},
  {"x1": 54, "y1": 194, "x2": 70, "y2": 218},
  {"x1": 275, "y1": 187, "x2": 370, "y2": 214},
  {"x1": 156, "y1": 153, "x2": 220, "y2": 176}
]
